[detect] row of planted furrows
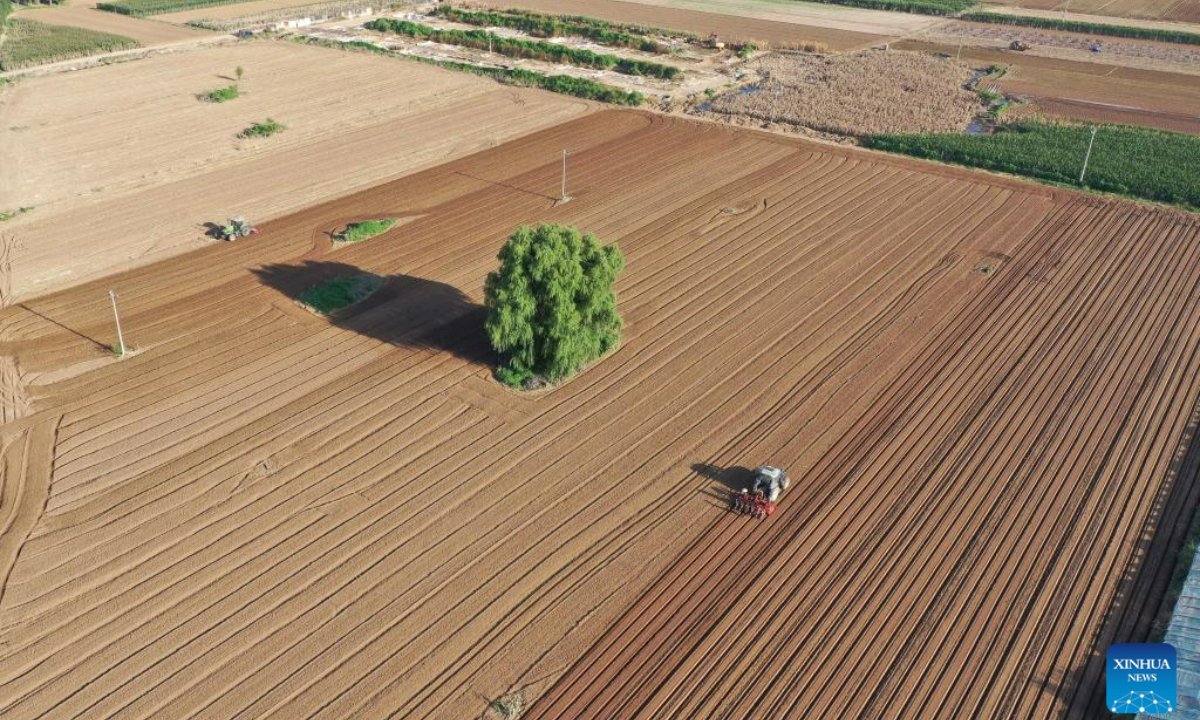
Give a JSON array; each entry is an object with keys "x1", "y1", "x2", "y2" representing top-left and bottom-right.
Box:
[{"x1": 1, "y1": 110, "x2": 1198, "y2": 720}]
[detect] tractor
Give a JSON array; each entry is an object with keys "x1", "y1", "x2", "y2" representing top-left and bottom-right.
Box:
[
  {"x1": 732, "y1": 466, "x2": 790, "y2": 519},
  {"x1": 217, "y1": 217, "x2": 258, "y2": 241}
]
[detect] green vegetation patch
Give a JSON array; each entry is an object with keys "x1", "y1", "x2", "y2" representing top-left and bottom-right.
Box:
[
  {"x1": 237, "y1": 117, "x2": 284, "y2": 138},
  {"x1": 0, "y1": 206, "x2": 33, "y2": 222},
  {"x1": 298, "y1": 274, "x2": 381, "y2": 314},
  {"x1": 200, "y1": 83, "x2": 239, "y2": 102},
  {"x1": 865, "y1": 120, "x2": 1200, "y2": 210},
  {"x1": 961, "y1": 11, "x2": 1200, "y2": 46},
  {"x1": 334, "y1": 218, "x2": 395, "y2": 243},
  {"x1": 803, "y1": 0, "x2": 974, "y2": 16},
  {"x1": 0, "y1": 18, "x2": 139, "y2": 71},
  {"x1": 433, "y1": 6, "x2": 683, "y2": 52},
  {"x1": 365, "y1": 18, "x2": 680, "y2": 79},
  {"x1": 98, "y1": 0, "x2": 259, "y2": 16}
]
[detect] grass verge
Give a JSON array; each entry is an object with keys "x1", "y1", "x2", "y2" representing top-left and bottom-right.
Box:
[
  {"x1": 334, "y1": 218, "x2": 395, "y2": 243},
  {"x1": 365, "y1": 18, "x2": 680, "y2": 79},
  {"x1": 298, "y1": 274, "x2": 381, "y2": 314},
  {"x1": 865, "y1": 120, "x2": 1200, "y2": 210},
  {"x1": 292, "y1": 36, "x2": 643, "y2": 105},
  {"x1": 0, "y1": 18, "x2": 138, "y2": 70},
  {"x1": 200, "y1": 83, "x2": 239, "y2": 102},
  {"x1": 237, "y1": 117, "x2": 284, "y2": 138},
  {"x1": 960, "y1": 11, "x2": 1200, "y2": 46}
]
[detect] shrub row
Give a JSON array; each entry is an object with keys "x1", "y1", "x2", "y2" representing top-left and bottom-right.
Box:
[
  {"x1": 960, "y1": 11, "x2": 1200, "y2": 46},
  {"x1": 292, "y1": 35, "x2": 643, "y2": 105},
  {"x1": 865, "y1": 120, "x2": 1200, "y2": 209},
  {"x1": 432, "y1": 6, "x2": 671, "y2": 53},
  {"x1": 97, "y1": 0, "x2": 259, "y2": 17},
  {"x1": 803, "y1": 0, "x2": 975, "y2": 16},
  {"x1": 0, "y1": 18, "x2": 139, "y2": 70},
  {"x1": 365, "y1": 18, "x2": 679, "y2": 78}
]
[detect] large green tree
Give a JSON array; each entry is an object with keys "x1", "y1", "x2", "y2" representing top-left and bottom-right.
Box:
[{"x1": 484, "y1": 223, "x2": 624, "y2": 387}]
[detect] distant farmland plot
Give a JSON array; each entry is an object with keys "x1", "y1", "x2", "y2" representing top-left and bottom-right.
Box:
[
  {"x1": 866, "y1": 120, "x2": 1200, "y2": 209},
  {"x1": 97, "y1": 0, "x2": 257, "y2": 16},
  {"x1": 0, "y1": 18, "x2": 138, "y2": 70}
]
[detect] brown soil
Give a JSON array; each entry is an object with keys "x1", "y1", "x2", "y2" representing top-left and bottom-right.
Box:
[
  {"x1": 0, "y1": 40, "x2": 590, "y2": 300},
  {"x1": 1, "y1": 110, "x2": 1198, "y2": 720},
  {"x1": 488, "y1": 0, "x2": 886, "y2": 49},
  {"x1": 896, "y1": 39, "x2": 1200, "y2": 133}
]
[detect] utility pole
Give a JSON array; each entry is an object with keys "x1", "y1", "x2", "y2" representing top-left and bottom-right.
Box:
[
  {"x1": 1079, "y1": 126, "x2": 1097, "y2": 185},
  {"x1": 560, "y1": 149, "x2": 570, "y2": 203},
  {"x1": 108, "y1": 289, "x2": 126, "y2": 356}
]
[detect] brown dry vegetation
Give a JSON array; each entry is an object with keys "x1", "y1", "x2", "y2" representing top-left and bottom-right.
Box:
[
  {"x1": 708, "y1": 50, "x2": 979, "y2": 136},
  {"x1": 1, "y1": 111, "x2": 1199, "y2": 720}
]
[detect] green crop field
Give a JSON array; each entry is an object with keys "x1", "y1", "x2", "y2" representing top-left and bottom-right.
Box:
[
  {"x1": 97, "y1": 0, "x2": 256, "y2": 16},
  {"x1": 0, "y1": 18, "x2": 139, "y2": 70},
  {"x1": 865, "y1": 120, "x2": 1200, "y2": 210}
]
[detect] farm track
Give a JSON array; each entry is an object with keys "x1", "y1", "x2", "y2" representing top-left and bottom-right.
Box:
[{"x1": 0, "y1": 110, "x2": 1198, "y2": 720}]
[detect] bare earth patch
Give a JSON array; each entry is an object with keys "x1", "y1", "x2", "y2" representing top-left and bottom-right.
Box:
[
  {"x1": 707, "y1": 50, "x2": 978, "y2": 136},
  {"x1": 0, "y1": 40, "x2": 591, "y2": 299}
]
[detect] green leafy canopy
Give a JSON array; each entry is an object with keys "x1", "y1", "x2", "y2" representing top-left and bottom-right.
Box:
[{"x1": 484, "y1": 224, "x2": 624, "y2": 387}]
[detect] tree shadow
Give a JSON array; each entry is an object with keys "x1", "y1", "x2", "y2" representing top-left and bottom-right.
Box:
[{"x1": 251, "y1": 260, "x2": 495, "y2": 367}]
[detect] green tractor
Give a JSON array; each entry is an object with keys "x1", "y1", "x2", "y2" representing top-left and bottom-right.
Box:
[{"x1": 218, "y1": 217, "x2": 258, "y2": 241}]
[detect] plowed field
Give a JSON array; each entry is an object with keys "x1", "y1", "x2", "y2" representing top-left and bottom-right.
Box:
[
  {"x1": 0, "y1": 41, "x2": 589, "y2": 300},
  {"x1": 895, "y1": 40, "x2": 1200, "y2": 134},
  {"x1": 2, "y1": 111, "x2": 1199, "y2": 720}
]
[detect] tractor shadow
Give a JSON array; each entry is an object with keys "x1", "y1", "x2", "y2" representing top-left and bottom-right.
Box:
[
  {"x1": 693, "y1": 463, "x2": 756, "y2": 509},
  {"x1": 251, "y1": 260, "x2": 495, "y2": 367}
]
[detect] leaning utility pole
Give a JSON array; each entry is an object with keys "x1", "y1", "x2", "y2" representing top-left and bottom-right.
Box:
[
  {"x1": 560, "y1": 149, "x2": 570, "y2": 203},
  {"x1": 108, "y1": 289, "x2": 126, "y2": 356},
  {"x1": 1079, "y1": 126, "x2": 1098, "y2": 185}
]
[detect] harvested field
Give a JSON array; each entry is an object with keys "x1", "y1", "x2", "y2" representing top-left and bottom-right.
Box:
[
  {"x1": 895, "y1": 40, "x2": 1200, "y2": 133},
  {"x1": 9, "y1": 1, "x2": 208, "y2": 46},
  {"x1": 2, "y1": 110, "x2": 1200, "y2": 720},
  {"x1": 0, "y1": 40, "x2": 590, "y2": 299},
  {"x1": 492, "y1": 0, "x2": 885, "y2": 49},
  {"x1": 707, "y1": 50, "x2": 978, "y2": 136},
  {"x1": 982, "y1": 0, "x2": 1200, "y2": 21}
]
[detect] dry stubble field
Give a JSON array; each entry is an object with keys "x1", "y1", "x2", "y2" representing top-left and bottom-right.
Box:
[
  {"x1": 2, "y1": 111, "x2": 1200, "y2": 720},
  {"x1": 0, "y1": 41, "x2": 590, "y2": 300}
]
